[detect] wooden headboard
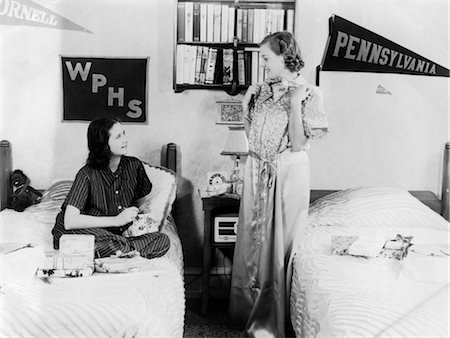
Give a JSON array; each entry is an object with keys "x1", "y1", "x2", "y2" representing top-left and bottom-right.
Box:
[
  {"x1": 0, "y1": 140, "x2": 180, "y2": 211},
  {"x1": 309, "y1": 142, "x2": 449, "y2": 221}
]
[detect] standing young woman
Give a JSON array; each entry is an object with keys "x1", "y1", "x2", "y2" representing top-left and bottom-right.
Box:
[
  {"x1": 52, "y1": 117, "x2": 170, "y2": 259},
  {"x1": 229, "y1": 31, "x2": 328, "y2": 337}
]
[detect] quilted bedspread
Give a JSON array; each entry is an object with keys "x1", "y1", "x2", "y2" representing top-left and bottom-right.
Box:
[
  {"x1": 290, "y1": 187, "x2": 449, "y2": 338},
  {"x1": 0, "y1": 206, "x2": 185, "y2": 337}
]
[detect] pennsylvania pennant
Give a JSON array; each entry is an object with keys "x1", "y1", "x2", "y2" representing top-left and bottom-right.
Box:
[
  {"x1": 0, "y1": 0, "x2": 91, "y2": 33},
  {"x1": 320, "y1": 15, "x2": 449, "y2": 78}
]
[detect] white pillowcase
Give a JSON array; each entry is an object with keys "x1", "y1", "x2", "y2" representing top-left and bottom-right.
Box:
[{"x1": 136, "y1": 163, "x2": 177, "y2": 231}]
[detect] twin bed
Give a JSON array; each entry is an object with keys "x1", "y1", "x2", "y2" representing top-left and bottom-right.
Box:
[
  {"x1": 289, "y1": 143, "x2": 450, "y2": 337},
  {"x1": 0, "y1": 141, "x2": 185, "y2": 337},
  {"x1": 1, "y1": 139, "x2": 449, "y2": 338}
]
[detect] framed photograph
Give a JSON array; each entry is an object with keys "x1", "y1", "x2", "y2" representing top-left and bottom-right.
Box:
[{"x1": 216, "y1": 101, "x2": 244, "y2": 125}]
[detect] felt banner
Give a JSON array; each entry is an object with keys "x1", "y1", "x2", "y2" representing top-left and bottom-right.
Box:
[
  {"x1": 320, "y1": 15, "x2": 449, "y2": 77},
  {"x1": 62, "y1": 57, "x2": 148, "y2": 123},
  {"x1": 0, "y1": 0, "x2": 91, "y2": 33}
]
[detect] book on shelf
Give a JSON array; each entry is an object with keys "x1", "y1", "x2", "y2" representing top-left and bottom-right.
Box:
[
  {"x1": 200, "y1": 3, "x2": 207, "y2": 42},
  {"x1": 193, "y1": 2, "x2": 201, "y2": 42},
  {"x1": 244, "y1": 51, "x2": 252, "y2": 85},
  {"x1": 236, "y1": 9, "x2": 243, "y2": 41},
  {"x1": 195, "y1": 46, "x2": 203, "y2": 84},
  {"x1": 223, "y1": 48, "x2": 233, "y2": 85},
  {"x1": 184, "y1": 2, "x2": 193, "y2": 42},
  {"x1": 205, "y1": 47, "x2": 218, "y2": 84},
  {"x1": 245, "y1": 47, "x2": 260, "y2": 85},
  {"x1": 255, "y1": 9, "x2": 267, "y2": 42},
  {"x1": 228, "y1": 6, "x2": 235, "y2": 43},
  {"x1": 221, "y1": 4, "x2": 229, "y2": 42},
  {"x1": 206, "y1": 3, "x2": 214, "y2": 42},
  {"x1": 189, "y1": 45, "x2": 197, "y2": 84},
  {"x1": 176, "y1": 44, "x2": 184, "y2": 84},
  {"x1": 237, "y1": 50, "x2": 245, "y2": 85},
  {"x1": 247, "y1": 8, "x2": 254, "y2": 43},
  {"x1": 199, "y1": 46, "x2": 209, "y2": 84},
  {"x1": 182, "y1": 44, "x2": 191, "y2": 84},
  {"x1": 213, "y1": 48, "x2": 224, "y2": 84},
  {"x1": 241, "y1": 8, "x2": 248, "y2": 43},
  {"x1": 177, "y1": 2, "x2": 185, "y2": 42},
  {"x1": 264, "y1": 9, "x2": 272, "y2": 36},
  {"x1": 213, "y1": 4, "x2": 221, "y2": 42}
]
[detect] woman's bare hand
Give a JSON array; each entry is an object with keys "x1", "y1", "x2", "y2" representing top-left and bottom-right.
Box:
[
  {"x1": 116, "y1": 206, "x2": 139, "y2": 225},
  {"x1": 242, "y1": 84, "x2": 260, "y2": 113}
]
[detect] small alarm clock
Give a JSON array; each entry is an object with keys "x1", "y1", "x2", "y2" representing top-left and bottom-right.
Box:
[
  {"x1": 207, "y1": 172, "x2": 228, "y2": 186},
  {"x1": 206, "y1": 172, "x2": 231, "y2": 196}
]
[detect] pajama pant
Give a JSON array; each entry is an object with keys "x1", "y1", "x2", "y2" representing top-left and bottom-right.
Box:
[{"x1": 53, "y1": 226, "x2": 170, "y2": 259}]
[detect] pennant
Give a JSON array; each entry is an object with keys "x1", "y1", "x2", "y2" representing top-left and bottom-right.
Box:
[
  {"x1": 320, "y1": 15, "x2": 449, "y2": 77},
  {"x1": 0, "y1": 0, "x2": 91, "y2": 33}
]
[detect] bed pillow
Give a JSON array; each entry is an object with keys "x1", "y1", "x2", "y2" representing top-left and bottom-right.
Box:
[
  {"x1": 24, "y1": 180, "x2": 73, "y2": 224},
  {"x1": 136, "y1": 162, "x2": 177, "y2": 231},
  {"x1": 40, "y1": 180, "x2": 74, "y2": 204},
  {"x1": 308, "y1": 186, "x2": 448, "y2": 231}
]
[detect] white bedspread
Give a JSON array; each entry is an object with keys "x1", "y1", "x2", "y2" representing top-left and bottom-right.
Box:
[
  {"x1": 1, "y1": 206, "x2": 185, "y2": 338},
  {"x1": 290, "y1": 187, "x2": 449, "y2": 338}
]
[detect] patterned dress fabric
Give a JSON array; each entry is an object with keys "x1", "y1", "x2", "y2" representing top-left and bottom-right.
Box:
[{"x1": 229, "y1": 75, "x2": 327, "y2": 337}]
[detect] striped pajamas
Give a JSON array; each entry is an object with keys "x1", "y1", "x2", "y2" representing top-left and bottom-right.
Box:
[{"x1": 52, "y1": 156, "x2": 170, "y2": 259}]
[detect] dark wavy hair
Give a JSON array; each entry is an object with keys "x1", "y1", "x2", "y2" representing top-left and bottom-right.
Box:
[
  {"x1": 86, "y1": 117, "x2": 121, "y2": 169},
  {"x1": 260, "y1": 31, "x2": 305, "y2": 72}
]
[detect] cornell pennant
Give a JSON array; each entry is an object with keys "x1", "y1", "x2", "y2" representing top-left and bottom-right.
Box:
[
  {"x1": 0, "y1": 0, "x2": 57, "y2": 25},
  {"x1": 333, "y1": 31, "x2": 437, "y2": 74}
]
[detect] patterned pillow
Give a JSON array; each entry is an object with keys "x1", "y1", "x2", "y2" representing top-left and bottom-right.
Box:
[
  {"x1": 25, "y1": 180, "x2": 74, "y2": 223},
  {"x1": 136, "y1": 163, "x2": 177, "y2": 231},
  {"x1": 41, "y1": 180, "x2": 74, "y2": 204}
]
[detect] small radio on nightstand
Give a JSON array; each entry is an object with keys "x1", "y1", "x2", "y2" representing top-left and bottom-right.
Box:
[{"x1": 214, "y1": 214, "x2": 238, "y2": 243}]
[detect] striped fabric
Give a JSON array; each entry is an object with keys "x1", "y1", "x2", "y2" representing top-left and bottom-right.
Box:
[
  {"x1": 290, "y1": 187, "x2": 450, "y2": 338},
  {"x1": 49, "y1": 156, "x2": 172, "y2": 258}
]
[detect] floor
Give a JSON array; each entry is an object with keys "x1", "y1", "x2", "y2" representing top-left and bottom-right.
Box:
[{"x1": 184, "y1": 298, "x2": 296, "y2": 338}]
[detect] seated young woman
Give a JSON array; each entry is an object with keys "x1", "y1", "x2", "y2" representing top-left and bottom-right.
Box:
[{"x1": 52, "y1": 117, "x2": 170, "y2": 259}]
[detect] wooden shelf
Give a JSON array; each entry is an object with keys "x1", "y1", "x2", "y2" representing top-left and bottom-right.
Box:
[{"x1": 173, "y1": 0, "x2": 296, "y2": 95}]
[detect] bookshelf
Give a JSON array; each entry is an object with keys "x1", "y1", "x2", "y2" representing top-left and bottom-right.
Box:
[{"x1": 173, "y1": 0, "x2": 296, "y2": 95}]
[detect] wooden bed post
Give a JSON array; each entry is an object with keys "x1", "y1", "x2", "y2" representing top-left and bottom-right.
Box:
[
  {"x1": 442, "y1": 142, "x2": 450, "y2": 221},
  {"x1": 161, "y1": 143, "x2": 180, "y2": 175},
  {"x1": 0, "y1": 140, "x2": 12, "y2": 211}
]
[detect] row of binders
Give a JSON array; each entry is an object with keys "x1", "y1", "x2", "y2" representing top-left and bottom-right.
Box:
[
  {"x1": 177, "y1": 2, "x2": 294, "y2": 44},
  {"x1": 176, "y1": 45, "x2": 268, "y2": 86}
]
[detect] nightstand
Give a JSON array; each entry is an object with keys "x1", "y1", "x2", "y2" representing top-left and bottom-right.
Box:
[{"x1": 201, "y1": 195, "x2": 240, "y2": 316}]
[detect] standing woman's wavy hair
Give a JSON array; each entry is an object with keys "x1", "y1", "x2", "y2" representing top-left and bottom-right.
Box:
[
  {"x1": 260, "y1": 31, "x2": 305, "y2": 72},
  {"x1": 86, "y1": 117, "x2": 121, "y2": 169}
]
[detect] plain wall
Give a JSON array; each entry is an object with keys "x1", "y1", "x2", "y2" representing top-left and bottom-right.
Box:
[{"x1": 1, "y1": 0, "x2": 448, "y2": 268}]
